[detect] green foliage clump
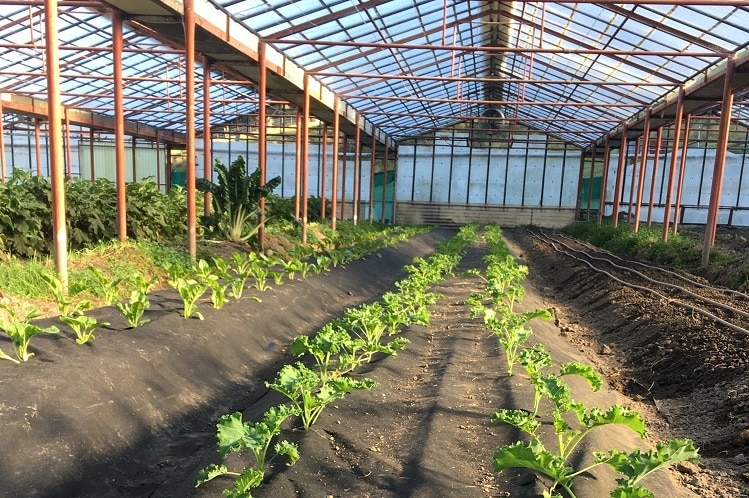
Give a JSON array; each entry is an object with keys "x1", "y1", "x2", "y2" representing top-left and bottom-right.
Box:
[
  {"x1": 562, "y1": 221, "x2": 711, "y2": 268},
  {"x1": 197, "y1": 156, "x2": 281, "y2": 242},
  {"x1": 0, "y1": 168, "x2": 189, "y2": 258}
]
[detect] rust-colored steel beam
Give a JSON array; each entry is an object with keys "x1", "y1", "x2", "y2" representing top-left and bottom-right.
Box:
[
  {"x1": 302, "y1": 74, "x2": 311, "y2": 244},
  {"x1": 34, "y1": 118, "x2": 42, "y2": 176},
  {"x1": 203, "y1": 57, "x2": 212, "y2": 218},
  {"x1": 113, "y1": 11, "x2": 127, "y2": 242},
  {"x1": 89, "y1": 128, "x2": 95, "y2": 181},
  {"x1": 354, "y1": 94, "x2": 646, "y2": 108},
  {"x1": 586, "y1": 144, "x2": 596, "y2": 221},
  {"x1": 354, "y1": 116, "x2": 361, "y2": 224},
  {"x1": 382, "y1": 140, "x2": 389, "y2": 223},
  {"x1": 633, "y1": 107, "x2": 653, "y2": 232},
  {"x1": 311, "y1": 72, "x2": 676, "y2": 87},
  {"x1": 703, "y1": 57, "x2": 737, "y2": 265},
  {"x1": 185, "y1": 0, "x2": 197, "y2": 261},
  {"x1": 258, "y1": 44, "x2": 267, "y2": 248},
  {"x1": 294, "y1": 108, "x2": 302, "y2": 220},
  {"x1": 45, "y1": 0, "x2": 68, "y2": 288},
  {"x1": 341, "y1": 135, "x2": 347, "y2": 221},
  {"x1": 369, "y1": 125, "x2": 377, "y2": 223},
  {"x1": 362, "y1": 110, "x2": 624, "y2": 123},
  {"x1": 597, "y1": 135, "x2": 611, "y2": 224},
  {"x1": 320, "y1": 123, "x2": 327, "y2": 220},
  {"x1": 331, "y1": 98, "x2": 340, "y2": 230},
  {"x1": 63, "y1": 109, "x2": 72, "y2": 176},
  {"x1": 574, "y1": 152, "x2": 586, "y2": 221},
  {"x1": 627, "y1": 136, "x2": 641, "y2": 223},
  {"x1": 647, "y1": 126, "x2": 664, "y2": 226},
  {"x1": 264, "y1": 38, "x2": 728, "y2": 58},
  {"x1": 663, "y1": 87, "x2": 685, "y2": 241},
  {"x1": 612, "y1": 124, "x2": 627, "y2": 228},
  {"x1": 673, "y1": 114, "x2": 692, "y2": 235},
  {"x1": 0, "y1": 98, "x2": 6, "y2": 181}
]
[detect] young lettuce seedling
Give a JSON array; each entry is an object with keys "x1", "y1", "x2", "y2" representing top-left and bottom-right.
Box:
[
  {"x1": 88, "y1": 266, "x2": 125, "y2": 305},
  {"x1": 116, "y1": 290, "x2": 150, "y2": 328},
  {"x1": 60, "y1": 313, "x2": 110, "y2": 345},
  {"x1": 0, "y1": 305, "x2": 59, "y2": 362}
]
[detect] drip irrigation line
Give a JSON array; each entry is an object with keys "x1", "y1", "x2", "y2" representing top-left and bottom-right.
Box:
[
  {"x1": 537, "y1": 230, "x2": 749, "y2": 321},
  {"x1": 528, "y1": 230, "x2": 749, "y2": 337},
  {"x1": 551, "y1": 230, "x2": 749, "y2": 301}
]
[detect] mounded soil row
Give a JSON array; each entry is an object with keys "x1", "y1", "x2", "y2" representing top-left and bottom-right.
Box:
[{"x1": 2, "y1": 227, "x2": 738, "y2": 497}]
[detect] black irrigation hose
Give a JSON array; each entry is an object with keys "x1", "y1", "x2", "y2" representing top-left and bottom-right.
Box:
[
  {"x1": 551, "y1": 230, "x2": 749, "y2": 301},
  {"x1": 528, "y1": 230, "x2": 749, "y2": 337},
  {"x1": 536, "y1": 230, "x2": 749, "y2": 322}
]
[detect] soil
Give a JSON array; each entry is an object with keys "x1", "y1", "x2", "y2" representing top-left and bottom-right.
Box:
[{"x1": 0, "y1": 225, "x2": 747, "y2": 497}]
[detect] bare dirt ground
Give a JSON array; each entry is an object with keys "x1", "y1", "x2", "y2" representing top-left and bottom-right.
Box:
[{"x1": 1, "y1": 225, "x2": 746, "y2": 497}]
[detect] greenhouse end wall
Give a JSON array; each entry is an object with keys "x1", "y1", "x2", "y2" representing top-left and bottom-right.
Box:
[{"x1": 395, "y1": 135, "x2": 581, "y2": 227}]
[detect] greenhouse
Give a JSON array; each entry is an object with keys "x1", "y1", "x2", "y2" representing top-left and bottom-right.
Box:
[{"x1": 1, "y1": 1, "x2": 749, "y2": 497}]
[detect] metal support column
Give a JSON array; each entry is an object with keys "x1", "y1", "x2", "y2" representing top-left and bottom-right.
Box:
[
  {"x1": 113, "y1": 12, "x2": 127, "y2": 241},
  {"x1": 257, "y1": 45, "x2": 267, "y2": 247},
  {"x1": 0, "y1": 98, "x2": 6, "y2": 181},
  {"x1": 612, "y1": 125, "x2": 627, "y2": 228},
  {"x1": 184, "y1": 0, "x2": 197, "y2": 260},
  {"x1": 320, "y1": 124, "x2": 327, "y2": 220},
  {"x1": 294, "y1": 108, "x2": 302, "y2": 220},
  {"x1": 673, "y1": 114, "x2": 692, "y2": 235},
  {"x1": 44, "y1": 0, "x2": 69, "y2": 287},
  {"x1": 34, "y1": 118, "x2": 43, "y2": 176},
  {"x1": 353, "y1": 117, "x2": 361, "y2": 224},
  {"x1": 302, "y1": 74, "x2": 311, "y2": 244},
  {"x1": 203, "y1": 57, "x2": 212, "y2": 218},
  {"x1": 368, "y1": 126, "x2": 377, "y2": 223},
  {"x1": 382, "y1": 141, "x2": 389, "y2": 223},
  {"x1": 633, "y1": 107, "x2": 652, "y2": 232},
  {"x1": 597, "y1": 135, "x2": 611, "y2": 224},
  {"x1": 331, "y1": 98, "x2": 340, "y2": 230},
  {"x1": 703, "y1": 58, "x2": 736, "y2": 265},
  {"x1": 663, "y1": 87, "x2": 685, "y2": 241},
  {"x1": 647, "y1": 126, "x2": 663, "y2": 226}
]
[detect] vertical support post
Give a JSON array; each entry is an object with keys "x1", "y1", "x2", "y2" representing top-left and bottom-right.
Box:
[
  {"x1": 633, "y1": 107, "x2": 652, "y2": 232},
  {"x1": 586, "y1": 144, "x2": 596, "y2": 221},
  {"x1": 353, "y1": 116, "x2": 361, "y2": 224},
  {"x1": 89, "y1": 128, "x2": 95, "y2": 181},
  {"x1": 597, "y1": 135, "x2": 611, "y2": 224},
  {"x1": 673, "y1": 114, "x2": 692, "y2": 235},
  {"x1": 131, "y1": 136, "x2": 137, "y2": 181},
  {"x1": 320, "y1": 123, "x2": 327, "y2": 220},
  {"x1": 0, "y1": 97, "x2": 6, "y2": 181},
  {"x1": 44, "y1": 0, "x2": 69, "y2": 287},
  {"x1": 64, "y1": 108, "x2": 72, "y2": 176},
  {"x1": 627, "y1": 136, "x2": 641, "y2": 222},
  {"x1": 341, "y1": 135, "x2": 348, "y2": 221},
  {"x1": 184, "y1": 0, "x2": 197, "y2": 260},
  {"x1": 331, "y1": 98, "x2": 340, "y2": 229},
  {"x1": 34, "y1": 118, "x2": 43, "y2": 176},
  {"x1": 294, "y1": 108, "x2": 302, "y2": 219},
  {"x1": 302, "y1": 74, "x2": 311, "y2": 244},
  {"x1": 663, "y1": 87, "x2": 685, "y2": 241},
  {"x1": 203, "y1": 57, "x2": 212, "y2": 218},
  {"x1": 382, "y1": 142, "x2": 389, "y2": 223},
  {"x1": 647, "y1": 126, "x2": 663, "y2": 226},
  {"x1": 574, "y1": 150, "x2": 586, "y2": 221},
  {"x1": 257, "y1": 45, "x2": 267, "y2": 247},
  {"x1": 613, "y1": 125, "x2": 628, "y2": 228},
  {"x1": 155, "y1": 130, "x2": 161, "y2": 191},
  {"x1": 702, "y1": 58, "x2": 736, "y2": 265},
  {"x1": 369, "y1": 127, "x2": 377, "y2": 223},
  {"x1": 112, "y1": 11, "x2": 127, "y2": 241}
]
